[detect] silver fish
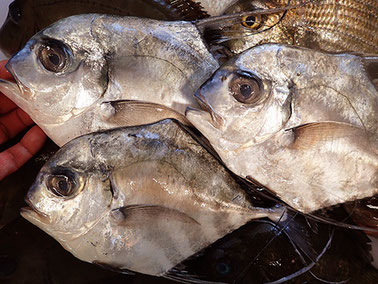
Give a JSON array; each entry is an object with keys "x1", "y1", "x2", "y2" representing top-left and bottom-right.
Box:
[
  {"x1": 186, "y1": 43, "x2": 378, "y2": 213},
  {"x1": 0, "y1": 14, "x2": 219, "y2": 146},
  {"x1": 21, "y1": 119, "x2": 284, "y2": 277},
  {"x1": 196, "y1": 0, "x2": 236, "y2": 16}
]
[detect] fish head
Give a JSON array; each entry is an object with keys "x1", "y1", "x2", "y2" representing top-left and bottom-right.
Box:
[
  {"x1": 21, "y1": 136, "x2": 113, "y2": 242},
  {"x1": 0, "y1": 0, "x2": 34, "y2": 57},
  {"x1": 186, "y1": 44, "x2": 292, "y2": 151},
  {"x1": 0, "y1": 14, "x2": 108, "y2": 127},
  {"x1": 216, "y1": 0, "x2": 290, "y2": 54}
]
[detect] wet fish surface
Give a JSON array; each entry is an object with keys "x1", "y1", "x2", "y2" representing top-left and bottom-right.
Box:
[
  {"x1": 187, "y1": 43, "x2": 378, "y2": 213},
  {"x1": 21, "y1": 119, "x2": 284, "y2": 276},
  {"x1": 0, "y1": 0, "x2": 210, "y2": 57},
  {"x1": 0, "y1": 14, "x2": 219, "y2": 146},
  {"x1": 5, "y1": 204, "x2": 377, "y2": 283},
  {"x1": 174, "y1": 212, "x2": 376, "y2": 283},
  {"x1": 205, "y1": 0, "x2": 378, "y2": 54}
]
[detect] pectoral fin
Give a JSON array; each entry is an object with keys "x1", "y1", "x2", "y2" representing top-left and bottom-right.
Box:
[
  {"x1": 101, "y1": 100, "x2": 191, "y2": 127},
  {"x1": 287, "y1": 121, "x2": 371, "y2": 150},
  {"x1": 92, "y1": 261, "x2": 135, "y2": 275},
  {"x1": 110, "y1": 204, "x2": 200, "y2": 226}
]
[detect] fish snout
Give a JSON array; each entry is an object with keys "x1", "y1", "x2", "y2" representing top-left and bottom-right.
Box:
[
  {"x1": 5, "y1": 50, "x2": 34, "y2": 97},
  {"x1": 193, "y1": 88, "x2": 224, "y2": 129},
  {"x1": 23, "y1": 195, "x2": 50, "y2": 220}
]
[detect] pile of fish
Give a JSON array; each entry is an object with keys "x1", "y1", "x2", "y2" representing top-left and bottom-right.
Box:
[{"x1": 0, "y1": 0, "x2": 377, "y2": 283}]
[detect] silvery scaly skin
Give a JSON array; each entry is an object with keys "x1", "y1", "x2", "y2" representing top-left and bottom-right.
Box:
[
  {"x1": 0, "y1": 14, "x2": 219, "y2": 146},
  {"x1": 186, "y1": 44, "x2": 378, "y2": 213},
  {"x1": 20, "y1": 119, "x2": 284, "y2": 276}
]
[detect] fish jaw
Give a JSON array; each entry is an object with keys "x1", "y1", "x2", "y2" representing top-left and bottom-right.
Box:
[
  {"x1": 193, "y1": 89, "x2": 224, "y2": 129},
  {"x1": 0, "y1": 78, "x2": 23, "y2": 103},
  {"x1": 0, "y1": 77, "x2": 69, "y2": 144},
  {"x1": 20, "y1": 206, "x2": 50, "y2": 233},
  {"x1": 185, "y1": 107, "x2": 222, "y2": 146}
]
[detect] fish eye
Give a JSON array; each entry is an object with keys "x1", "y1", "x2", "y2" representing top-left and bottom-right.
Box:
[
  {"x1": 229, "y1": 73, "x2": 263, "y2": 104},
  {"x1": 241, "y1": 14, "x2": 262, "y2": 29},
  {"x1": 8, "y1": 2, "x2": 22, "y2": 24},
  {"x1": 48, "y1": 175, "x2": 76, "y2": 197},
  {"x1": 38, "y1": 40, "x2": 70, "y2": 73},
  {"x1": 215, "y1": 260, "x2": 231, "y2": 276},
  {"x1": 46, "y1": 168, "x2": 83, "y2": 198}
]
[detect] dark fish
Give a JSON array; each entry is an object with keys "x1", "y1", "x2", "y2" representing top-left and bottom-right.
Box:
[
  {"x1": 200, "y1": 0, "x2": 378, "y2": 54},
  {"x1": 171, "y1": 212, "x2": 376, "y2": 283},
  {"x1": 344, "y1": 195, "x2": 378, "y2": 238},
  {"x1": 0, "y1": 0, "x2": 209, "y2": 57}
]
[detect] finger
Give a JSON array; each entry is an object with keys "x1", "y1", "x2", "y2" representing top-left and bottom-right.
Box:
[
  {"x1": 0, "y1": 108, "x2": 34, "y2": 144},
  {"x1": 0, "y1": 94, "x2": 18, "y2": 114},
  {"x1": 0, "y1": 60, "x2": 12, "y2": 80},
  {"x1": 0, "y1": 126, "x2": 47, "y2": 181}
]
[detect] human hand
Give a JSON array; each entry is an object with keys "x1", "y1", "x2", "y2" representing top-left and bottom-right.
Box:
[{"x1": 0, "y1": 60, "x2": 47, "y2": 181}]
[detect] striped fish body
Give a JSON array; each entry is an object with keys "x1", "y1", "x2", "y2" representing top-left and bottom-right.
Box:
[{"x1": 221, "y1": 0, "x2": 378, "y2": 54}]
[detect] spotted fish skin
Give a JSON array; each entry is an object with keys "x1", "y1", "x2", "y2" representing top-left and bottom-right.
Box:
[{"x1": 219, "y1": 0, "x2": 378, "y2": 54}]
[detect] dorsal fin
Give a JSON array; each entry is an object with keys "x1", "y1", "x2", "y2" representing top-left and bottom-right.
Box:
[{"x1": 151, "y1": 0, "x2": 209, "y2": 20}]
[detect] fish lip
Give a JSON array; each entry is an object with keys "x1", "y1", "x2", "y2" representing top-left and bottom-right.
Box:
[
  {"x1": 21, "y1": 197, "x2": 50, "y2": 222},
  {"x1": 193, "y1": 89, "x2": 224, "y2": 129},
  {"x1": 4, "y1": 61, "x2": 31, "y2": 97}
]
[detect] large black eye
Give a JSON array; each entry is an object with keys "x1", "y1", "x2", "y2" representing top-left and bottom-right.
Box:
[
  {"x1": 47, "y1": 174, "x2": 76, "y2": 197},
  {"x1": 241, "y1": 14, "x2": 262, "y2": 29},
  {"x1": 229, "y1": 73, "x2": 262, "y2": 104},
  {"x1": 8, "y1": 2, "x2": 22, "y2": 24},
  {"x1": 38, "y1": 40, "x2": 70, "y2": 73},
  {"x1": 215, "y1": 259, "x2": 231, "y2": 276}
]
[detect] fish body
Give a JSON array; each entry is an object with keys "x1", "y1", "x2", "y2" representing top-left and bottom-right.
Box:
[
  {"x1": 20, "y1": 119, "x2": 283, "y2": 276},
  {"x1": 0, "y1": 14, "x2": 219, "y2": 146},
  {"x1": 186, "y1": 43, "x2": 378, "y2": 213},
  {"x1": 196, "y1": 0, "x2": 237, "y2": 16},
  {"x1": 218, "y1": 0, "x2": 378, "y2": 54},
  {"x1": 0, "y1": 0, "x2": 210, "y2": 57}
]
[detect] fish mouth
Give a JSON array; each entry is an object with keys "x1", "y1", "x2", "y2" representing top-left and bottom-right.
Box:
[
  {"x1": 20, "y1": 197, "x2": 51, "y2": 224},
  {"x1": 5, "y1": 61, "x2": 32, "y2": 97},
  {"x1": 0, "y1": 77, "x2": 21, "y2": 98},
  {"x1": 0, "y1": 63, "x2": 31, "y2": 110},
  {"x1": 192, "y1": 89, "x2": 224, "y2": 129}
]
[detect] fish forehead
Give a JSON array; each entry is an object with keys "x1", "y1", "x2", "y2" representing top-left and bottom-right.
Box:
[
  {"x1": 90, "y1": 15, "x2": 218, "y2": 77},
  {"x1": 235, "y1": 44, "x2": 377, "y2": 113}
]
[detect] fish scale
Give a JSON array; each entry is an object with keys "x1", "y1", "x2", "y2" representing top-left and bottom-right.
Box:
[
  {"x1": 20, "y1": 119, "x2": 285, "y2": 276},
  {"x1": 186, "y1": 43, "x2": 378, "y2": 214},
  {"x1": 219, "y1": 0, "x2": 378, "y2": 54}
]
